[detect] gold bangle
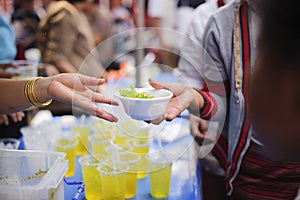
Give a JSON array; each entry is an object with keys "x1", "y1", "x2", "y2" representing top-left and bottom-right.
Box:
[{"x1": 24, "y1": 77, "x2": 52, "y2": 107}]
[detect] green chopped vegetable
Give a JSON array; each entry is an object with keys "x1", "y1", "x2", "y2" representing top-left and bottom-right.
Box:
[{"x1": 119, "y1": 84, "x2": 154, "y2": 99}]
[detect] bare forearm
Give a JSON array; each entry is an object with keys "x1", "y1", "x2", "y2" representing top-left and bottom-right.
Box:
[
  {"x1": 188, "y1": 89, "x2": 205, "y2": 116},
  {"x1": 0, "y1": 79, "x2": 30, "y2": 113}
]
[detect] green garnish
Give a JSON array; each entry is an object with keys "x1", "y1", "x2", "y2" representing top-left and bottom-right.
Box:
[{"x1": 119, "y1": 84, "x2": 154, "y2": 99}]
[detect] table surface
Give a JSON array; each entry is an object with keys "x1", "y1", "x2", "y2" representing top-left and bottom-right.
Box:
[{"x1": 64, "y1": 117, "x2": 201, "y2": 200}]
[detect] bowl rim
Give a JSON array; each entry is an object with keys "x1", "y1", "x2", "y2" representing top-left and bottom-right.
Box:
[{"x1": 114, "y1": 88, "x2": 173, "y2": 101}]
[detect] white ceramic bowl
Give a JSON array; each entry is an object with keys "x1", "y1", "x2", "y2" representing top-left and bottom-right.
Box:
[{"x1": 114, "y1": 88, "x2": 173, "y2": 120}]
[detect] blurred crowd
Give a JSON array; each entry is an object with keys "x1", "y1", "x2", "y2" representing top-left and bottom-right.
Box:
[
  {"x1": 1, "y1": 0, "x2": 300, "y2": 199},
  {"x1": 0, "y1": 0, "x2": 204, "y2": 137}
]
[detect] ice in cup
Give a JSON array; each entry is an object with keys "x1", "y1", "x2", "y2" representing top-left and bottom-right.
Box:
[
  {"x1": 79, "y1": 155, "x2": 104, "y2": 200},
  {"x1": 128, "y1": 139, "x2": 149, "y2": 179},
  {"x1": 147, "y1": 154, "x2": 173, "y2": 199},
  {"x1": 72, "y1": 117, "x2": 91, "y2": 156},
  {"x1": 89, "y1": 135, "x2": 113, "y2": 156},
  {"x1": 97, "y1": 164, "x2": 128, "y2": 200},
  {"x1": 55, "y1": 136, "x2": 78, "y2": 177}
]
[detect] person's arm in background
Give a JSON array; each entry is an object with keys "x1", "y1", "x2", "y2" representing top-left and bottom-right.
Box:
[
  {"x1": 150, "y1": 16, "x2": 228, "y2": 124},
  {"x1": 0, "y1": 73, "x2": 118, "y2": 122},
  {"x1": 177, "y1": 9, "x2": 209, "y2": 141},
  {"x1": 147, "y1": 0, "x2": 166, "y2": 48}
]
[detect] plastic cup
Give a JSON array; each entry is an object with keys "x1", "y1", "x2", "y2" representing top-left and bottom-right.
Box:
[
  {"x1": 105, "y1": 145, "x2": 138, "y2": 198},
  {"x1": 147, "y1": 154, "x2": 173, "y2": 199},
  {"x1": 93, "y1": 119, "x2": 118, "y2": 135},
  {"x1": 97, "y1": 164, "x2": 128, "y2": 200},
  {"x1": 8, "y1": 60, "x2": 38, "y2": 80},
  {"x1": 128, "y1": 139, "x2": 149, "y2": 179},
  {"x1": 113, "y1": 129, "x2": 130, "y2": 145},
  {"x1": 55, "y1": 136, "x2": 78, "y2": 177},
  {"x1": 79, "y1": 155, "x2": 104, "y2": 200},
  {"x1": 118, "y1": 153, "x2": 141, "y2": 199},
  {"x1": 89, "y1": 135, "x2": 113, "y2": 156},
  {"x1": 0, "y1": 138, "x2": 20, "y2": 150},
  {"x1": 73, "y1": 122, "x2": 91, "y2": 156}
]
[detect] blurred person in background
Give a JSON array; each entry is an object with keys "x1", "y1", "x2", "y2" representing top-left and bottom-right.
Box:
[
  {"x1": 11, "y1": 0, "x2": 40, "y2": 51},
  {"x1": 176, "y1": 0, "x2": 205, "y2": 35},
  {"x1": 37, "y1": 0, "x2": 107, "y2": 115},
  {"x1": 85, "y1": 0, "x2": 117, "y2": 71},
  {"x1": 177, "y1": 0, "x2": 230, "y2": 199},
  {"x1": 250, "y1": 0, "x2": 300, "y2": 161},
  {"x1": 87, "y1": 0, "x2": 113, "y2": 45},
  {"x1": 147, "y1": 0, "x2": 178, "y2": 68},
  {"x1": 109, "y1": 0, "x2": 135, "y2": 55},
  {"x1": 37, "y1": 0, "x2": 106, "y2": 77},
  {"x1": 0, "y1": 14, "x2": 26, "y2": 137},
  {"x1": 150, "y1": 0, "x2": 300, "y2": 199}
]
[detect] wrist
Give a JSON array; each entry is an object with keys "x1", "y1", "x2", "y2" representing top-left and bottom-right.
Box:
[
  {"x1": 34, "y1": 77, "x2": 52, "y2": 103},
  {"x1": 188, "y1": 88, "x2": 205, "y2": 115}
]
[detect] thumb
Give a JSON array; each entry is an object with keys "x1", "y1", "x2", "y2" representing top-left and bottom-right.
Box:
[{"x1": 148, "y1": 79, "x2": 171, "y2": 90}]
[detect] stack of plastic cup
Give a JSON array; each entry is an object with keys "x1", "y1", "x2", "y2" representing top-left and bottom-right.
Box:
[
  {"x1": 89, "y1": 134, "x2": 113, "y2": 156},
  {"x1": 127, "y1": 139, "x2": 150, "y2": 179},
  {"x1": 147, "y1": 153, "x2": 173, "y2": 199},
  {"x1": 72, "y1": 116, "x2": 92, "y2": 156},
  {"x1": 55, "y1": 135, "x2": 78, "y2": 177},
  {"x1": 97, "y1": 164, "x2": 128, "y2": 200},
  {"x1": 79, "y1": 155, "x2": 105, "y2": 200}
]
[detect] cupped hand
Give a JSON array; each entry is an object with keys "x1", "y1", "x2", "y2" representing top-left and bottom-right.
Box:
[
  {"x1": 149, "y1": 79, "x2": 203, "y2": 124},
  {"x1": 190, "y1": 114, "x2": 215, "y2": 145},
  {"x1": 36, "y1": 73, "x2": 119, "y2": 122}
]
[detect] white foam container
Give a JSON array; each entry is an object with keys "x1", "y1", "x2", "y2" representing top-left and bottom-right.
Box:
[{"x1": 0, "y1": 150, "x2": 68, "y2": 200}]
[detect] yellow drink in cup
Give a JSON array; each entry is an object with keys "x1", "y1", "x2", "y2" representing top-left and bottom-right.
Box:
[
  {"x1": 147, "y1": 154, "x2": 173, "y2": 199},
  {"x1": 129, "y1": 139, "x2": 149, "y2": 179},
  {"x1": 97, "y1": 165, "x2": 128, "y2": 200},
  {"x1": 73, "y1": 126, "x2": 90, "y2": 155},
  {"x1": 89, "y1": 135, "x2": 113, "y2": 156},
  {"x1": 55, "y1": 137, "x2": 77, "y2": 177},
  {"x1": 79, "y1": 155, "x2": 103, "y2": 200},
  {"x1": 149, "y1": 165, "x2": 172, "y2": 198},
  {"x1": 114, "y1": 133, "x2": 129, "y2": 145},
  {"x1": 125, "y1": 172, "x2": 137, "y2": 198},
  {"x1": 118, "y1": 153, "x2": 141, "y2": 199}
]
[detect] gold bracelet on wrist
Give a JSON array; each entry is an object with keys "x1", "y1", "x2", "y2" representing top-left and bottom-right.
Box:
[{"x1": 24, "y1": 77, "x2": 52, "y2": 107}]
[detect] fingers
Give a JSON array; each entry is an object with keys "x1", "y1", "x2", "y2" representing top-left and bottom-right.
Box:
[
  {"x1": 9, "y1": 112, "x2": 25, "y2": 123},
  {"x1": 90, "y1": 92, "x2": 118, "y2": 106},
  {"x1": 150, "y1": 116, "x2": 165, "y2": 125},
  {"x1": 78, "y1": 74, "x2": 106, "y2": 86},
  {"x1": 198, "y1": 118, "x2": 208, "y2": 134},
  {"x1": 148, "y1": 79, "x2": 170, "y2": 90},
  {"x1": 94, "y1": 107, "x2": 118, "y2": 122},
  {"x1": 0, "y1": 72, "x2": 19, "y2": 78},
  {"x1": 0, "y1": 63, "x2": 18, "y2": 69},
  {"x1": 0, "y1": 115, "x2": 9, "y2": 125},
  {"x1": 73, "y1": 97, "x2": 118, "y2": 122}
]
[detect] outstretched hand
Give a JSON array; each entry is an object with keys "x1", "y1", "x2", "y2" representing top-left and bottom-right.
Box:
[
  {"x1": 149, "y1": 79, "x2": 203, "y2": 124},
  {"x1": 36, "y1": 73, "x2": 119, "y2": 122}
]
